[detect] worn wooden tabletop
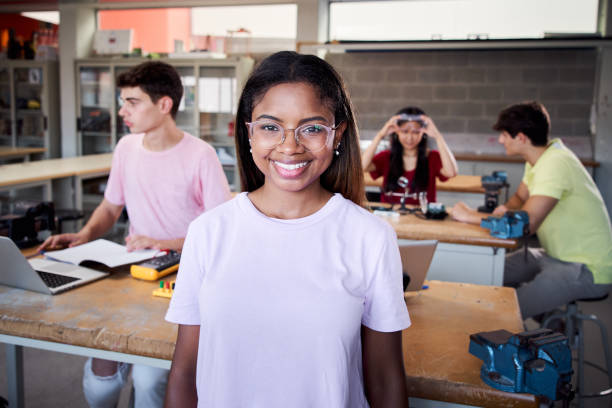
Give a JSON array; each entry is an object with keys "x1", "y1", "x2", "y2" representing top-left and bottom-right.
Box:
[
  {"x1": 404, "y1": 280, "x2": 537, "y2": 407},
  {"x1": 0, "y1": 276, "x2": 535, "y2": 407},
  {"x1": 0, "y1": 266, "x2": 176, "y2": 360}
]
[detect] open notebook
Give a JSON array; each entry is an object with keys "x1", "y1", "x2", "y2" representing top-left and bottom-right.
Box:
[
  {"x1": 44, "y1": 239, "x2": 158, "y2": 268},
  {"x1": 399, "y1": 240, "x2": 438, "y2": 292},
  {"x1": 0, "y1": 236, "x2": 109, "y2": 295}
]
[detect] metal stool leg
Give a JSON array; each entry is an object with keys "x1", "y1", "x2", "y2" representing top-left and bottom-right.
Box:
[
  {"x1": 128, "y1": 385, "x2": 135, "y2": 408},
  {"x1": 577, "y1": 312, "x2": 612, "y2": 389},
  {"x1": 575, "y1": 311, "x2": 585, "y2": 408},
  {"x1": 542, "y1": 301, "x2": 612, "y2": 407}
]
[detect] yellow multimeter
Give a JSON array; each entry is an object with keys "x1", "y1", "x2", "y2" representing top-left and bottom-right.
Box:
[{"x1": 130, "y1": 251, "x2": 180, "y2": 281}]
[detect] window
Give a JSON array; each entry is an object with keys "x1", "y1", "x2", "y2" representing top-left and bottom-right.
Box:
[
  {"x1": 21, "y1": 11, "x2": 60, "y2": 25},
  {"x1": 330, "y1": 0, "x2": 600, "y2": 41},
  {"x1": 97, "y1": 4, "x2": 296, "y2": 54},
  {"x1": 191, "y1": 5, "x2": 296, "y2": 39},
  {"x1": 191, "y1": 4, "x2": 297, "y2": 54}
]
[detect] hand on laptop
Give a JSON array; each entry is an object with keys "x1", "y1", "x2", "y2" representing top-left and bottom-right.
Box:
[{"x1": 38, "y1": 232, "x2": 89, "y2": 253}]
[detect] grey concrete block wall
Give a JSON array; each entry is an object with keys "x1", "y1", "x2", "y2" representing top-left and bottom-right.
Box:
[{"x1": 326, "y1": 49, "x2": 597, "y2": 139}]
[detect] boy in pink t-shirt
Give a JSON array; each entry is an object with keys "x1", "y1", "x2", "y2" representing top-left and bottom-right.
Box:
[{"x1": 39, "y1": 61, "x2": 230, "y2": 408}]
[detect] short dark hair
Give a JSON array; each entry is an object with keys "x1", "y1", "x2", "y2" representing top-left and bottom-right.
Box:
[
  {"x1": 493, "y1": 101, "x2": 550, "y2": 147},
  {"x1": 117, "y1": 61, "x2": 183, "y2": 119},
  {"x1": 235, "y1": 51, "x2": 365, "y2": 205}
]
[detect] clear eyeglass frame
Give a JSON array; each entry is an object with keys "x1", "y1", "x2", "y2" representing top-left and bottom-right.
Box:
[{"x1": 246, "y1": 120, "x2": 343, "y2": 152}]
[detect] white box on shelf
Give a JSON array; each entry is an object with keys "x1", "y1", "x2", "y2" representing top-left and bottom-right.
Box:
[{"x1": 93, "y1": 30, "x2": 133, "y2": 55}]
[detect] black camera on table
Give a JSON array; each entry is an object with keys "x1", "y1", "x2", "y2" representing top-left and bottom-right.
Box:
[
  {"x1": 478, "y1": 171, "x2": 509, "y2": 213},
  {"x1": 0, "y1": 201, "x2": 55, "y2": 248}
]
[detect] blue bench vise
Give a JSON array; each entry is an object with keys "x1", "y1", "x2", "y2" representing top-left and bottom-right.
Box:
[
  {"x1": 469, "y1": 328, "x2": 573, "y2": 403},
  {"x1": 481, "y1": 210, "x2": 529, "y2": 239}
]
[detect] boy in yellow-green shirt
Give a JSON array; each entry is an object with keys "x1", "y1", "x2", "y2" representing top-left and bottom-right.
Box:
[{"x1": 451, "y1": 101, "x2": 612, "y2": 319}]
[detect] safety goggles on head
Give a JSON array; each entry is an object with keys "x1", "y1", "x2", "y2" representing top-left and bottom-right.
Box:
[
  {"x1": 397, "y1": 114, "x2": 426, "y2": 127},
  {"x1": 246, "y1": 120, "x2": 342, "y2": 152}
]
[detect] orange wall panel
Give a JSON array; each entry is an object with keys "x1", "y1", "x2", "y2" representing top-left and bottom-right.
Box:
[
  {"x1": 99, "y1": 8, "x2": 190, "y2": 53},
  {"x1": 167, "y1": 8, "x2": 191, "y2": 52}
]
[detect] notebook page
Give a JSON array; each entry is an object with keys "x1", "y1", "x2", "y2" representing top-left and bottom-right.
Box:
[{"x1": 44, "y1": 239, "x2": 158, "y2": 268}]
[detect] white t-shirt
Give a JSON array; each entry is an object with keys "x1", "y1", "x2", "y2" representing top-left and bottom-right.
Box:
[
  {"x1": 104, "y1": 132, "x2": 231, "y2": 240},
  {"x1": 166, "y1": 192, "x2": 411, "y2": 407}
]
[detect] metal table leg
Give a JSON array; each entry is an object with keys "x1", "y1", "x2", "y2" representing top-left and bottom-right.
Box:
[{"x1": 5, "y1": 343, "x2": 24, "y2": 408}]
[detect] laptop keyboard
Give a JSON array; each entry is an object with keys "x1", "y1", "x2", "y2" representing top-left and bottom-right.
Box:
[{"x1": 36, "y1": 271, "x2": 79, "y2": 288}]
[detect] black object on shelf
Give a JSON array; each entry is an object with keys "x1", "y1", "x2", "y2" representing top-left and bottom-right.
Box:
[{"x1": 7, "y1": 28, "x2": 21, "y2": 60}]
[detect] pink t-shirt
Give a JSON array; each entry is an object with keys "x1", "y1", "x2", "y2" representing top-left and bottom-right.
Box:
[
  {"x1": 166, "y1": 193, "x2": 411, "y2": 407},
  {"x1": 104, "y1": 132, "x2": 231, "y2": 240}
]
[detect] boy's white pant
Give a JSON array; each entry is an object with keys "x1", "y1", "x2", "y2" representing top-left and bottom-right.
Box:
[{"x1": 83, "y1": 358, "x2": 168, "y2": 408}]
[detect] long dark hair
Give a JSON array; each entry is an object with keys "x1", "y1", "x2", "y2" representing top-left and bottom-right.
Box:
[
  {"x1": 235, "y1": 51, "x2": 365, "y2": 206},
  {"x1": 385, "y1": 106, "x2": 429, "y2": 194}
]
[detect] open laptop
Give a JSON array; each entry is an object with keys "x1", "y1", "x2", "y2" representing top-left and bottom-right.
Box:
[
  {"x1": 399, "y1": 240, "x2": 438, "y2": 291},
  {"x1": 0, "y1": 236, "x2": 109, "y2": 295}
]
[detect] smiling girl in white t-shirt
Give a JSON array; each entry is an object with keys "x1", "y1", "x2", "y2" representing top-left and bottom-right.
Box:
[{"x1": 165, "y1": 51, "x2": 411, "y2": 408}]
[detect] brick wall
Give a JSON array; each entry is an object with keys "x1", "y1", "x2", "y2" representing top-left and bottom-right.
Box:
[{"x1": 326, "y1": 49, "x2": 597, "y2": 140}]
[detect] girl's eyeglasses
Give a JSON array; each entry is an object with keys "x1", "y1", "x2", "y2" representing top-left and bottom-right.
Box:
[{"x1": 246, "y1": 120, "x2": 342, "y2": 152}]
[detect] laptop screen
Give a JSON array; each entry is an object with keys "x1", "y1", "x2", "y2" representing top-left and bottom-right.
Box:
[{"x1": 399, "y1": 240, "x2": 437, "y2": 291}]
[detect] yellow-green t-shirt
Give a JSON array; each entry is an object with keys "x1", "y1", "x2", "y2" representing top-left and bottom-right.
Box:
[{"x1": 522, "y1": 139, "x2": 612, "y2": 284}]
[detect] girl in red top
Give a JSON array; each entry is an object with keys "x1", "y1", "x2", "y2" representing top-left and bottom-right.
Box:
[{"x1": 362, "y1": 107, "x2": 458, "y2": 205}]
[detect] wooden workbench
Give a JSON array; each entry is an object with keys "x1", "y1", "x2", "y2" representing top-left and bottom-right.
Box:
[
  {"x1": 365, "y1": 172, "x2": 485, "y2": 193},
  {"x1": 0, "y1": 268, "x2": 174, "y2": 360},
  {"x1": 384, "y1": 208, "x2": 517, "y2": 249},
  {"x1": 371, "y1": 206, "x2": 517, "y2": 286},
  {"x1": 0, "y1": 153, "x2": 111, "y2": 188},
  {"x1": 404, "y1": 281, "x2": 537, "y2": 407},
  {"x1": 0, "y1": 153, "x2": 112, "y2": 208},
  {"x1": 0, "y1": 146, "x2": 47, "y2": 162},
  {"x1": 0, "y1": 272, "x2": 536, "y2": 407}
]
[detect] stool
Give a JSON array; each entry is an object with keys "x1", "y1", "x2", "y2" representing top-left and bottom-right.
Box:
[
  {"x1": 543, "y1": 294, "x2": 612, "y2": 408},
  {"x1": 54, "y1": 209, "x2": 84, "y2": 233}
]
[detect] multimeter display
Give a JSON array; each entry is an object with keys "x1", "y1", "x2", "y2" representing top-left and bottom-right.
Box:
[{"x1": 130, "y1": 251, "x2": 180, "y2": 281}]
